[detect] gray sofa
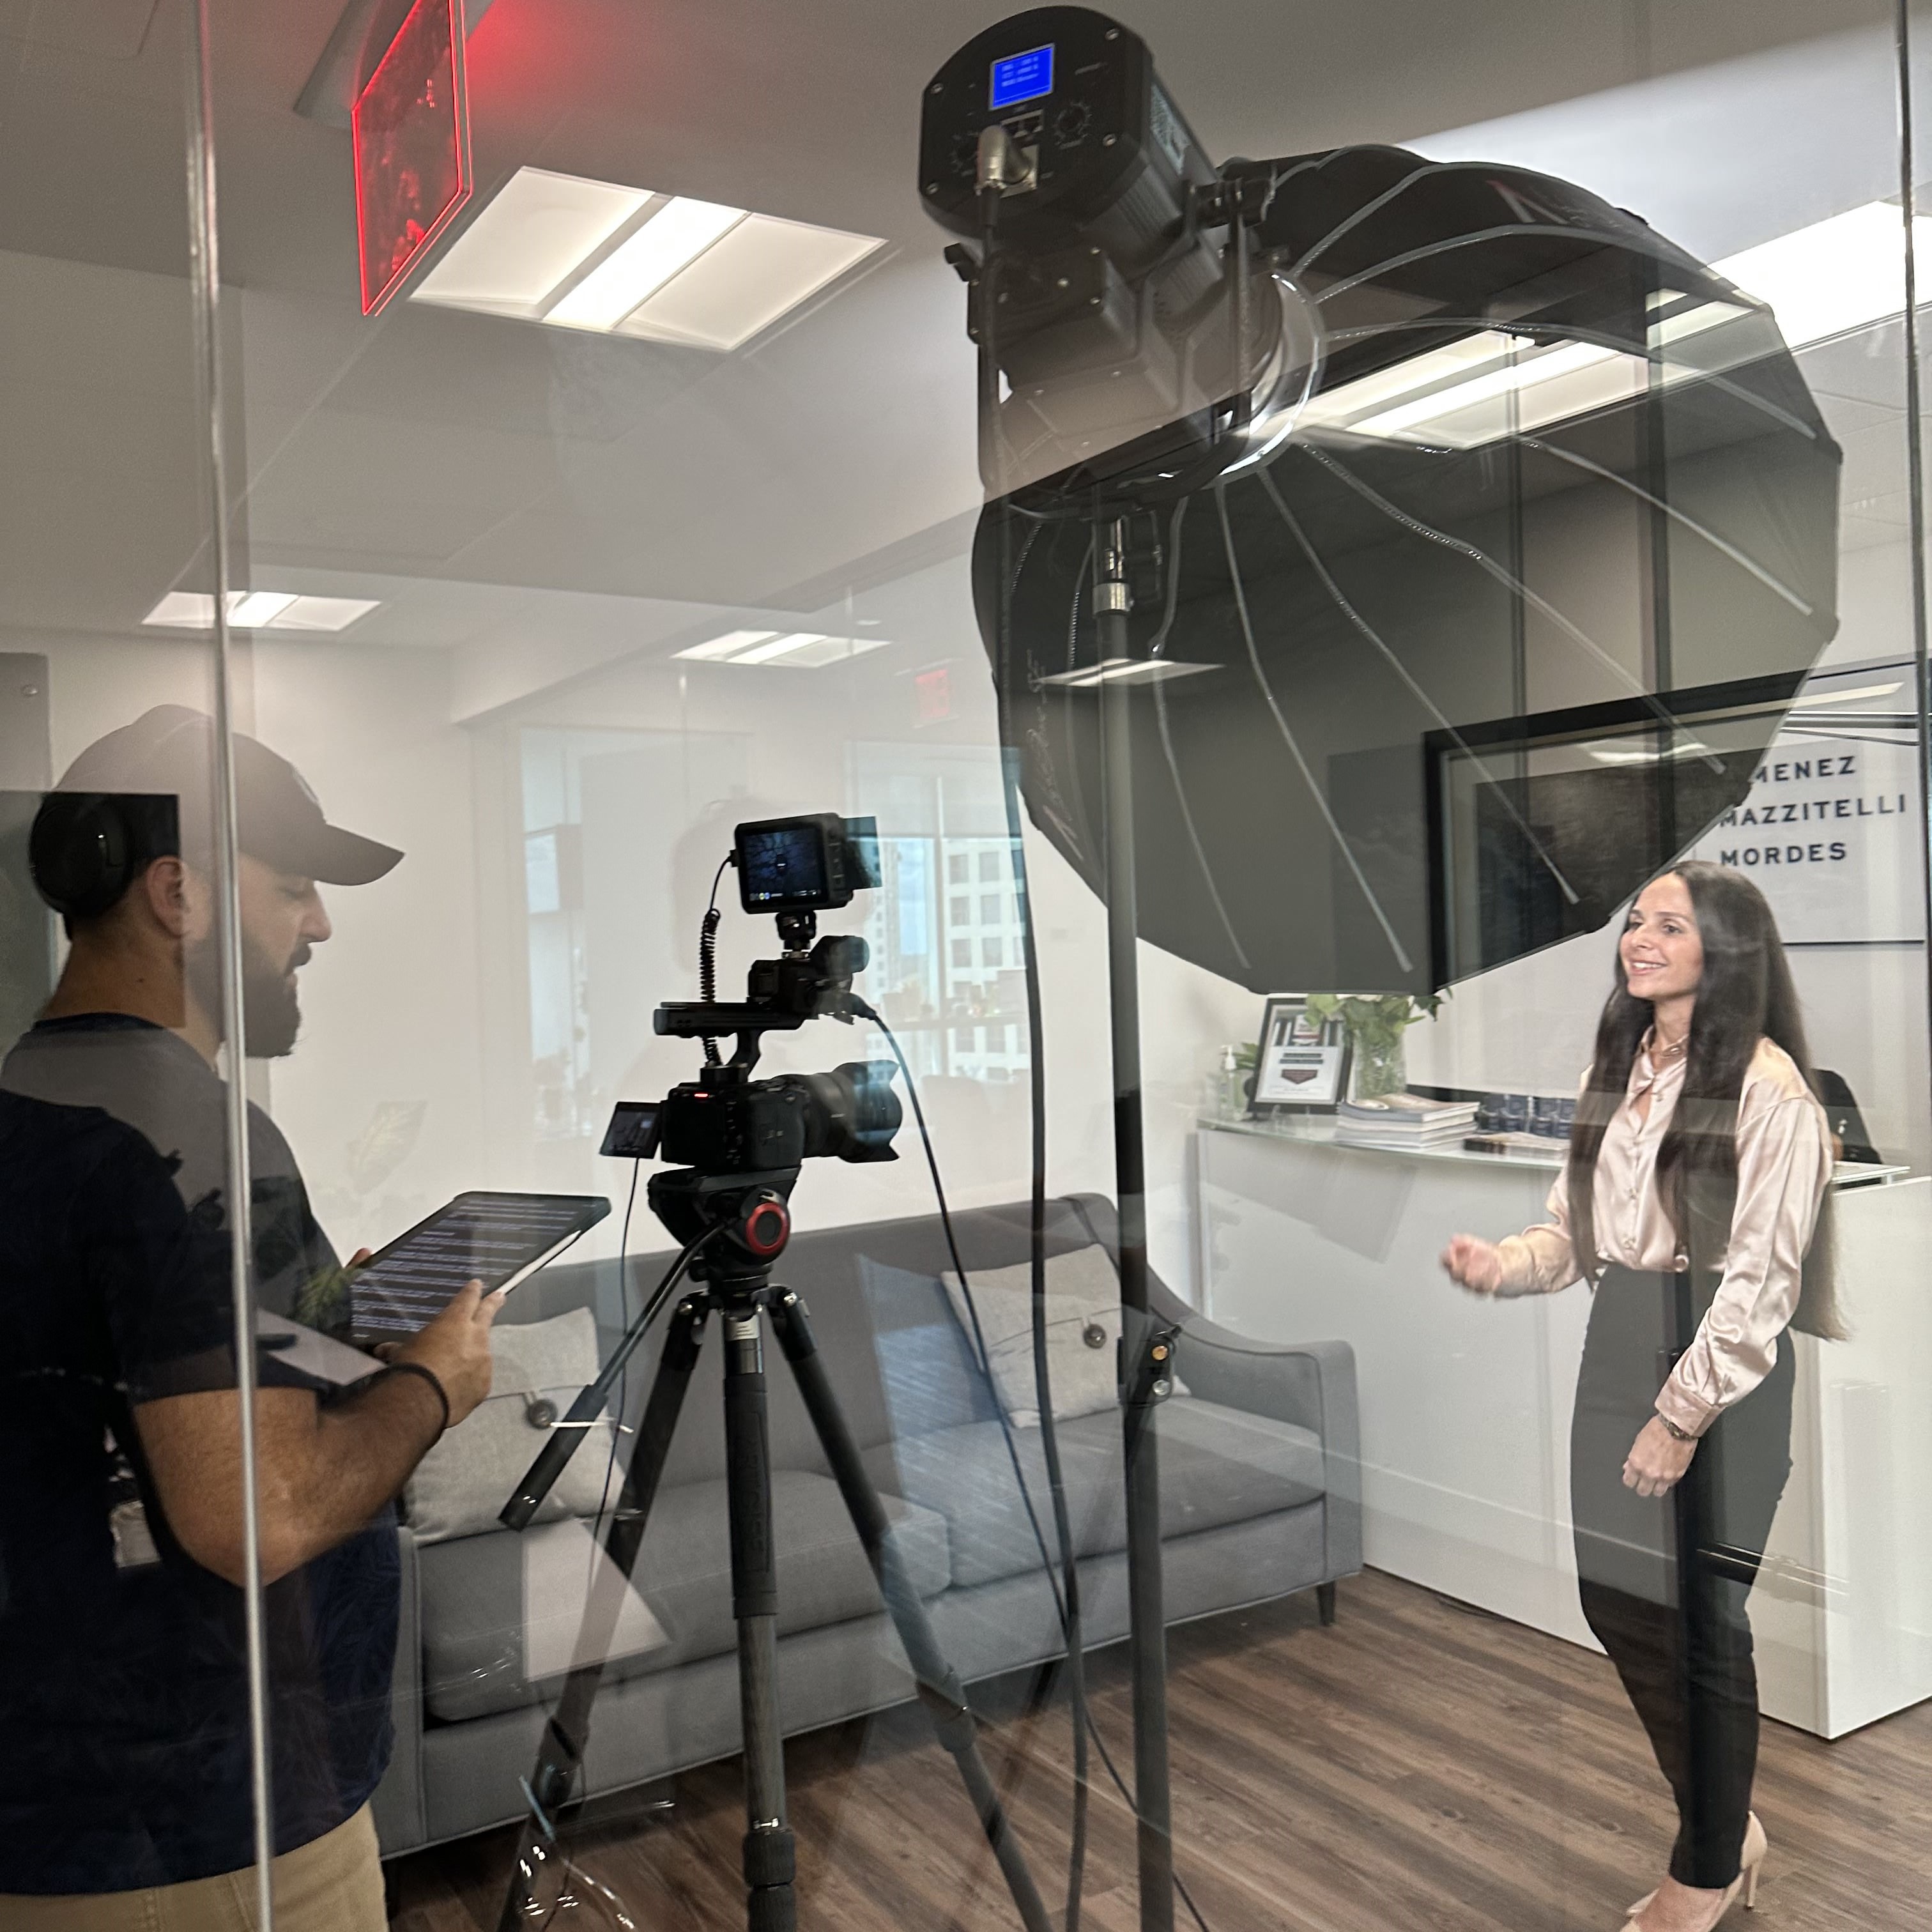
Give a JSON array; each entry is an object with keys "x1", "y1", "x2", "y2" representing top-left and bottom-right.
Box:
[{"x1": 371, "y1": 1193, "x2": 1360, "y2": 1856}]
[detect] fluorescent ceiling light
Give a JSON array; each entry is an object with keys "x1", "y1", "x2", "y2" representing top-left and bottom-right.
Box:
[
  {"x1": 1584, "y1": 737, "x2": 1715, "y2": 766},
  {"x1": 409, "y1": 165, "x2": 883, "y2": 350},
  {"x1": 1038, "y1": 658, "x2": 1217, "y2": 688},
  {"x1": 268, "y1": 596, "x2": 382, "y2": 632},
  {"x1": 1795, "y1": 680, "x2": 1904, "y2": 707},
  {"x1": 675, "y1": 629, "x2": 889, "y2": 668},
  {"x1": 142, "y1": 592, "x2": 381, "y2": 633},
  {"x1": 1301, "y1": 199, "x2": 1932, "y2": 452},
  {"x1": 618, "y1": 214, "x2": 884, "y2": 351},
  {"x1": 410, "y1": 169, "x2": 648, "y2": 318},
  {"x1": 142, "y1": 592, "x2": 222, "y2": 627},
  {"x1": 1716, "y1": 203, "x2": 1932, "y2": 351},
  {"x1": 1302, "y1": 301, "x2": 1745, "y2": 450},
  {"x1": 547, "y1": 195, "x2": 744, "y2": 332},
  {"x1": 229, "y1": 592, "x2": 299, "y2": 627},
  {"x1": 675, "y1": 629, "x2": 779, "y2": 662}
]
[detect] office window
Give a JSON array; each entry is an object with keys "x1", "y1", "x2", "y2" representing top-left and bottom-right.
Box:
[{"x1": 950, "y1": 895, "x2": 971, "y2": 924}]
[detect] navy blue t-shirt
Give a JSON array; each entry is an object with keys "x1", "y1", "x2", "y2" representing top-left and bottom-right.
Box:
[{"x1": 0, "y1": 1037, "x2": 399, "y2": 1891}]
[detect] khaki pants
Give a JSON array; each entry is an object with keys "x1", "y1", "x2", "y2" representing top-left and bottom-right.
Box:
[{"x1": 0, "y1": 1803, "x2": 386, "y2": 1931}]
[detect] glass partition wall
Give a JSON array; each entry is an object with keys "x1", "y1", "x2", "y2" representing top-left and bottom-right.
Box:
[
  {"x1": 0, "y1": 0, "x2": 280, "y2": 1921},
  {"x1": 12, "y1": 1, "x2": 1932, "y2": 1927}
]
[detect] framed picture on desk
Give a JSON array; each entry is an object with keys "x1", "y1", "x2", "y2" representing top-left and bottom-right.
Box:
[{"x1": 1250, "y1": 995, "x2": 1351, "y2": 1112}]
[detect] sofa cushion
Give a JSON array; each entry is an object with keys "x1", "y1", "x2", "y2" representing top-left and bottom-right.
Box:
[
  {"x1": 405, "y1": 1308, "x2": 611, "y2": 1543},
  {"x1": 863, "y1": 1396, "x2": 1325, "y2": 1589},
  {"x1": 419, "y1": 1469, "x2": 950, "y2": 1722},
  {"x1": 942, "y1": 1247, "x2": 1188, "y2": 1428}
]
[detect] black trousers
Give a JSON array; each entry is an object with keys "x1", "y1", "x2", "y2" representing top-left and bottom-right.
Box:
[{"x1": 1570, "y1": 1265, "x2": 1795, "y2": 1890}]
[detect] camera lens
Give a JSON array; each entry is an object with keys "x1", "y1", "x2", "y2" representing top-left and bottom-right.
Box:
[{"x1": 786, "y1": 1060, "x2": 902, "y2": 1163}]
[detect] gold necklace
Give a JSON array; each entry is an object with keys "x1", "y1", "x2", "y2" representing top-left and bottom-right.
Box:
[{"x1": 1652, "y1": 1030, "x2": 1689, "y2": 1061}]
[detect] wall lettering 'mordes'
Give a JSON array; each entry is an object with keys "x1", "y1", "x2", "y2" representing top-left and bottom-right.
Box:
[{"x1": 1685, "y1": 726, "x2": 1920, "y2": 942}]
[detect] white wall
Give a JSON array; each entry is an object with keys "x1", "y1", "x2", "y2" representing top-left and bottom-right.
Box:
[{"x1": 247, "y1": 640, "x2": 491, "y2": 1254}]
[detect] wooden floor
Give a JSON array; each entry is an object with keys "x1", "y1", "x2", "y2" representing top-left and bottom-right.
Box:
[{"x1": 385, "y1": 1569, "x2": 1932, "y2": 1931}]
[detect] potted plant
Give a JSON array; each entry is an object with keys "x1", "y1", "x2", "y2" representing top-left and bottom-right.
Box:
[{"x1": 1305, "y1": 992, "x2": 1444, "y2": 1102}]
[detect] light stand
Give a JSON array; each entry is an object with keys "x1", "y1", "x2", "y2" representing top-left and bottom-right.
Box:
[{"x1": 1093, "y1": 515, "x2": 1174, "y2": 1932}]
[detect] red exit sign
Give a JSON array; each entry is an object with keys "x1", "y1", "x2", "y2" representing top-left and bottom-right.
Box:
[{"x1": 353, "y1": 0, "x2": 472, "y2": 316}]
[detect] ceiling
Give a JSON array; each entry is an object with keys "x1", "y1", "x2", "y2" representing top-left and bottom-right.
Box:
[{"x1": 0, "y1": 0, "x2": 1915, "y2": 714}]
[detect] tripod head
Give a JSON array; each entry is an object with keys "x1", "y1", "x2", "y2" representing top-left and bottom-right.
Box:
[{"x1": 647, "y1": 1165, "x2": 796, "y2": 1290}]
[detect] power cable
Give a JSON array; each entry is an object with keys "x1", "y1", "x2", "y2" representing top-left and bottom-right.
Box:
[
  {"x1": 700, "y1": 855, "x2": 732, "y2": 1066},
  {"x1": 854, "y1": 1000, "x2": 1211, "y2": 1932}
]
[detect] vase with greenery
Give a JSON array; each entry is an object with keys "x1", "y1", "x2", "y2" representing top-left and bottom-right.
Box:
[{"x1": 1305, "y1": 992, "x2": 1444, "y2": 1103}]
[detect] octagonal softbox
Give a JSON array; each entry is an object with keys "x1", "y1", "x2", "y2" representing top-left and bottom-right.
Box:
[{"x1": 975, "y1": 145, "x2": 1842, "y2": 994}]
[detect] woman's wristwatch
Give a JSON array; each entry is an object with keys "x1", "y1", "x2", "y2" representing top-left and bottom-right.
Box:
[{"x1": 1657, "y1": 1413, "x2": 1696, "y2": 1443}]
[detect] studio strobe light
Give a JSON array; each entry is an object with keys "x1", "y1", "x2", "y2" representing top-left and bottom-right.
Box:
[{"x1": 921, "y1": 11, "x2": 1843, "y2": 1932}]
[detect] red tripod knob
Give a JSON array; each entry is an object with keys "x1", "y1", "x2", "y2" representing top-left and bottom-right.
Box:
[{"x1": 742, "y1": 1195, "x2": 790, "y2": 1259}]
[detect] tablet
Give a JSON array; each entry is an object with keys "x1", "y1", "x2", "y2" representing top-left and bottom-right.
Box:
[{"x1": 348, "y1": 1191, "x2": 611, "y2": 1344}]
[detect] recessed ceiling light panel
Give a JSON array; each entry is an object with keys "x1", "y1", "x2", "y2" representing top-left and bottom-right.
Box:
[
  {"x1": 675, "y1": 629, "x2": 781, "y2": 662},
  {"x1": 229, "y1": 592, "x2": 299, "y2": 627},
  {"x1": 674, "y1": 629, "x2": 889, "y2": 668},
  {"x1": 1715, "y1": 203, "x2": 1932, "y2": 351},
  {"x1": 411, "y1": 167, "x2": 648, "y2": 318},
  {"x1": 142, "y1": 592, "x2": 382, "y2": 634},
  {"x1": 409, "y1": 165, "x2": 882, "y2": 351},
  {"x1": 546, "y1": 196, "x2": 744, "y2": 332},
  {"x1": 618, "y1": 214, "x2": 884, "y2": 351},
  {"x1": 271, "y1": 597, "x2": 382, "y2": 633}
]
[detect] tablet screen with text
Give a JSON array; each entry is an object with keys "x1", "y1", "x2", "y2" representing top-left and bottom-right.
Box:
[{"x1": 349, "y1": 1191, "x2": 610, "y2": 1344}]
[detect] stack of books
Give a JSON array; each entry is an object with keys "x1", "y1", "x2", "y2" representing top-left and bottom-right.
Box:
[{"x1": 1333, "y1": 1092, "x2": 1480, "y2": 1148}]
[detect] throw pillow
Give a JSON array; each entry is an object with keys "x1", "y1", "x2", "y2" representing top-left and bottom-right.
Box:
[
  {"x1": 404, "y1": 1306, "x2": 613, "y2": 1543},
  {"x1": 941, "y1": 1246, "x2": 1184, "y2": 1429}
]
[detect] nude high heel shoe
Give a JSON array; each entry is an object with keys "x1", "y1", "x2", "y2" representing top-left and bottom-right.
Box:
[{"x1": 1625, "y1": 1811, "x2": 1767, "y2": 1918}]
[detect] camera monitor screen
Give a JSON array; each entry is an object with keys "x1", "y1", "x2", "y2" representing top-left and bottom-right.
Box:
[
  {"x1": 740, "y1": 820, "x2": 829, "y2": 910},
  {"x1": 349, "y1": 1190, "x2": 610, "y2": 1344}
]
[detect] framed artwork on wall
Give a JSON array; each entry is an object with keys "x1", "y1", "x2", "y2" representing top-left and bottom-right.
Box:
[{"x1": 1250, "y1": 995, "x2": 1351, "y2": 1113}]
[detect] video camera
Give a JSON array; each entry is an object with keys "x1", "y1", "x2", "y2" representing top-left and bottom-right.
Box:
[{"x1": 601, "y1": 814, "x2": 902, "y2": 1257}]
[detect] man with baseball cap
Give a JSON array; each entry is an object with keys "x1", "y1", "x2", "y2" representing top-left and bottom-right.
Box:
[{"x1": 0, "y1": 706, "x2": 500, "y2": 1928}]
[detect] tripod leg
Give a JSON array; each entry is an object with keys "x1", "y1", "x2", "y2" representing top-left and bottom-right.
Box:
[
  {"x1": 720, "y1": 1300, "x2": 797, "y2": 1932},
  {"x1": 496, "y1": 1294, "x2": 710, "y2": 1932},
  {"x1": 769, "y1": 1289, "x2": 1054, "y2": 1932}
]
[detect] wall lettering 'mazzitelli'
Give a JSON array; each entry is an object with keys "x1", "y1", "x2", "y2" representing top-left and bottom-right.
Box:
[{"x1": 1685, "y1": 731, "x2": 1923, "y2": 943}]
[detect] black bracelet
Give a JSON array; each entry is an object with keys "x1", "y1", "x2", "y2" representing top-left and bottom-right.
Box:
[{"x1": 381, "y1": 1361, "x2": 450, "y2": 1439}]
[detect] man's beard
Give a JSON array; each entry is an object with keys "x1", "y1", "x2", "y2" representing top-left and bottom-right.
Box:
[{"x1": 187, "y1": 935, "x2": 305, "y2": 1059}]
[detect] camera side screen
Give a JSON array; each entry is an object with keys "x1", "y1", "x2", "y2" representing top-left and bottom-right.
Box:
[{"x1": 739, "y1": 820, "x2": 831, "y2": 912}]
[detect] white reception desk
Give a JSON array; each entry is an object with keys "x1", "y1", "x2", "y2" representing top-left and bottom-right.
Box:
[{"x1": 1194, "y1": 1116, "x2": 1932, "y2": 1739}]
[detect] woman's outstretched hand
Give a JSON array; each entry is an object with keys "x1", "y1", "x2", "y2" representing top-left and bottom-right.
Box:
[
  {"x1": 1440, "y1": 1234, "x2": 1505, "y2": 1296},
  {"x1": 1623, "y1": 1416, "x2": 1697, "y2": 1497}
]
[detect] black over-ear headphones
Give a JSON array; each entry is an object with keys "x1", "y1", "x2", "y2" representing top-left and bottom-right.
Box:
[{"x1": 29, "y1": 793, "x2": 181, "y2": 921}]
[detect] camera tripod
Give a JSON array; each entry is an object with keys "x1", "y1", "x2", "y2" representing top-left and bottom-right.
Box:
[{"x1": 494, "y1": 1165, "x2": 1052, "y2": 1932}]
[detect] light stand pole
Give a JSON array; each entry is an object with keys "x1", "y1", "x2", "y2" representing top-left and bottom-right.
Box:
[{"x1": 1093, "y1": 516, "x2": 1176, "y2": 1932}]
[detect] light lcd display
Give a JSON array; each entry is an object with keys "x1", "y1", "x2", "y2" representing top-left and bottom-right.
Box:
[{"x1": 990, "y1": 43, "x2": 1054, "y2": 111}]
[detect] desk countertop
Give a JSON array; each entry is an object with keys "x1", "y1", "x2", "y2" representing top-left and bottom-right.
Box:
[{"x1": 1197, "y1": 1113, "x2": 1910, "y2": 1190}]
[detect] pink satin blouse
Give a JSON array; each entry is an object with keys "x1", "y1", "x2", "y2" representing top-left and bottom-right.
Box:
[{"x1": 1493, "y1": 1036, "x2": 1832, "y2": 1438}]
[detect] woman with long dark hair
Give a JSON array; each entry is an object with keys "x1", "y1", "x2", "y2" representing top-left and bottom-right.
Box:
[{"x1": 1443, "y1": 862, "x2": 1837, "y2": 1932}]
